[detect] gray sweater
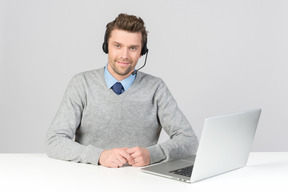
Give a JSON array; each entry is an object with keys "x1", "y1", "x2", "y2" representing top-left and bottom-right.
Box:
[{"x1": 46, "y1": 68, "x2": 198, "y2": 165}]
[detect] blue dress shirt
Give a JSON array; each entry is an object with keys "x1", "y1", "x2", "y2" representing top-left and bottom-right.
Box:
[{"x1": 104, "y1": 65, "x2": 136, "y2": 94}]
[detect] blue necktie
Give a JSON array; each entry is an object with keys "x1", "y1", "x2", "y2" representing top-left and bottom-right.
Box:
[{"x1": 112, "y1": 82, "x2": 123, "y2": 95}]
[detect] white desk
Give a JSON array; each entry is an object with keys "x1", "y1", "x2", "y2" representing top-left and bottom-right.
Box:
[{"x1": 0, "y1": 153, "x2": 287, "y2": 192}]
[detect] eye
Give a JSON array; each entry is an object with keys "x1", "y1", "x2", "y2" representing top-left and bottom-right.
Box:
[
  {"x1": 130, "y1": 46, "x2": 137, "y2": 51},
  {"x1": 114, "y1": 44, "x2": 121, "y2": 48}
]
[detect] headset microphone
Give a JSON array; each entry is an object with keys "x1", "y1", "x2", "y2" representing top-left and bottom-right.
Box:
[{"x1": 132, "y1": 49, "x2": 149, "y2": 75}]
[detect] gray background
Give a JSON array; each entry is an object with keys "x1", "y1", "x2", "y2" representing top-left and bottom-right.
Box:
[{"x1": 1, "y1": 0, "x2": 287, "y2": 153}]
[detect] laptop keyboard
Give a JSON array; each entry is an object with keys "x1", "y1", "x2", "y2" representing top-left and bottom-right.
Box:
[{"x1": 169, "y1": 165, "x2": 194, "y2": 177}]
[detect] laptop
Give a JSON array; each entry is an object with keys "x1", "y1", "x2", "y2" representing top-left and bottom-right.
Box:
[{"x1": 141, "y1": 108, "x2": 261, "y2": 183}]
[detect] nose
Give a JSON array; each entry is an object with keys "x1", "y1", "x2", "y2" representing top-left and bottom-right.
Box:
[{"x1": 120, "y1": 47, "x2": 129, "y2": 59}]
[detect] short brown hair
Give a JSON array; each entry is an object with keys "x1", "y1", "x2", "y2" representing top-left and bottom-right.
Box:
[{"x1": 104, "y1": 13, "x2": 148, "y2": 52}]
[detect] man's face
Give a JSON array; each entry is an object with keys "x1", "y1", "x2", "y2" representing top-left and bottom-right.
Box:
[{"x1": 107, "y1": 29, "x2": 142, "y2": 81}]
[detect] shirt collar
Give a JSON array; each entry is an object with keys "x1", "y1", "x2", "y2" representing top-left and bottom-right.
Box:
[{"x1": 104, "y1": 64, "x2": 136, "y2": 91}]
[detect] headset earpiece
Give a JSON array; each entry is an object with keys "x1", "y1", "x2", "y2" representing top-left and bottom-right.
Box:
[
  {"x1": 141, "y1": 40, "x2": 148, "y2": 56},
  {"x1": 102, "y1": 33, "x2": 109, "y2": 54}
]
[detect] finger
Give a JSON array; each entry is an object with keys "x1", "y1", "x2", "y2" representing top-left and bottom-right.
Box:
[
  {"x1": 109, "y1": 162, "x2": 119, "y2": 168},
  {"x1": 116, "y1": 155, "x2": 129, "y2": 165},
  {"x1": 132, "y1": 162, "x2": 144, "y2": 167},
  {"x1": 134, "y1": 156, "x2": 144, "y2": 164},
  {"x1": 126, "y1": 147, "x2": 137, "y2": 154},
  {"x1": 113, "y1": 158, "x2": 124, "y2": 167},
  {"x1": 126, "y1": 149, "x2": 140, "y2": 160},
  {"x1": 118, "y1": 150, "x2": 134, "y2": 164},
  {"x1": 130, "y1": 150, "x2": 141, "y2": 159}
]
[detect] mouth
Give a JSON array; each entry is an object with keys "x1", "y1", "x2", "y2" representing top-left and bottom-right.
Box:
[{"x1": 116, "y1": 60, "x2": 131, "y2": 66}]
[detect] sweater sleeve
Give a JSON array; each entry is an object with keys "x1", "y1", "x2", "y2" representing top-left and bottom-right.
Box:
[
  {"x1": 147, "y1": 80, "x2": 199, "y2": 164},
  {"x1": 46, "y1": 74, "x2": 103, "y2": 165}
]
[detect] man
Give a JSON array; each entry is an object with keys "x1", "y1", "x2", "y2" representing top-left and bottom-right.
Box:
[{"x1": 46, "y1": 13, "x2": 198, "y2": 168}]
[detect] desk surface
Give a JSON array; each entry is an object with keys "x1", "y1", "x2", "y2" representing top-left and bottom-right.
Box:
[{"x1": 0, "y1": 152, "x2": 287, "y2": 192}]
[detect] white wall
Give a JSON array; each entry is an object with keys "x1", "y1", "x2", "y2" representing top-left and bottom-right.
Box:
[{"x1": 1, "y1": 0, "x2": 287, "y2": 152}]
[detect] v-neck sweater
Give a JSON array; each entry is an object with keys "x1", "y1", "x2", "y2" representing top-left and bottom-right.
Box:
[{"x1": 46, "y1": 67, "x2": 198, "y2": 165}]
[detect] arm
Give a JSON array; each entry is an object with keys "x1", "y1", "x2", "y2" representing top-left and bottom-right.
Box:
[
  {"x1": 146, "y1": 81, "x2": 199, "y2": 164},
  {"x1": 46, "y1": 74, "x2": 103, "y2": 165}
]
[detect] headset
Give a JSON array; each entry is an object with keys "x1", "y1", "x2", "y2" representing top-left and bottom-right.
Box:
[
  {"x1": 102, "y1": 32, "x2": 148, "y2": 56},
  {"x1": 102, "y1": 30, "x2": 149, "y2": 75}
]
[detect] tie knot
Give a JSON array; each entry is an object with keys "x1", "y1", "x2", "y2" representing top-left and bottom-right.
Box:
[{"x1": 112, "y1": 82, "x2": 123, "y2": 95}]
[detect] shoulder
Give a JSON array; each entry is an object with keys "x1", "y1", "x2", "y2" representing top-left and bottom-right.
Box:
[
  {"x1": 72, "y1": 68, "x2": 104, "y2": 81},
  {"x1": 137, "y1": 71, "x2": 165, "y2": 86},
  {"x1": 135, "y1": 72, "x2": 171, "y2": 96},
  {"x1": 66, "y1": 68, "x2": 105, "y2": 91}
]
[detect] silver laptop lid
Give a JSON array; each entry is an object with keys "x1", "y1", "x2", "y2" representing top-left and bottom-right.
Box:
[{"x1": 190, "y1": 108, "x2": 261, "y2": 182}]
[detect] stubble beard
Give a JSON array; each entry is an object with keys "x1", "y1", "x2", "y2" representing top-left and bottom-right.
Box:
[{"x1": 111, "y1": 60, "x2": 134, "y2": 76}]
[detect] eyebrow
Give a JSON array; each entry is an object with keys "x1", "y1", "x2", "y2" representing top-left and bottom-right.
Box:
[{"x1": 112, "y1": 41, "x2": 140, "y2": 48}]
